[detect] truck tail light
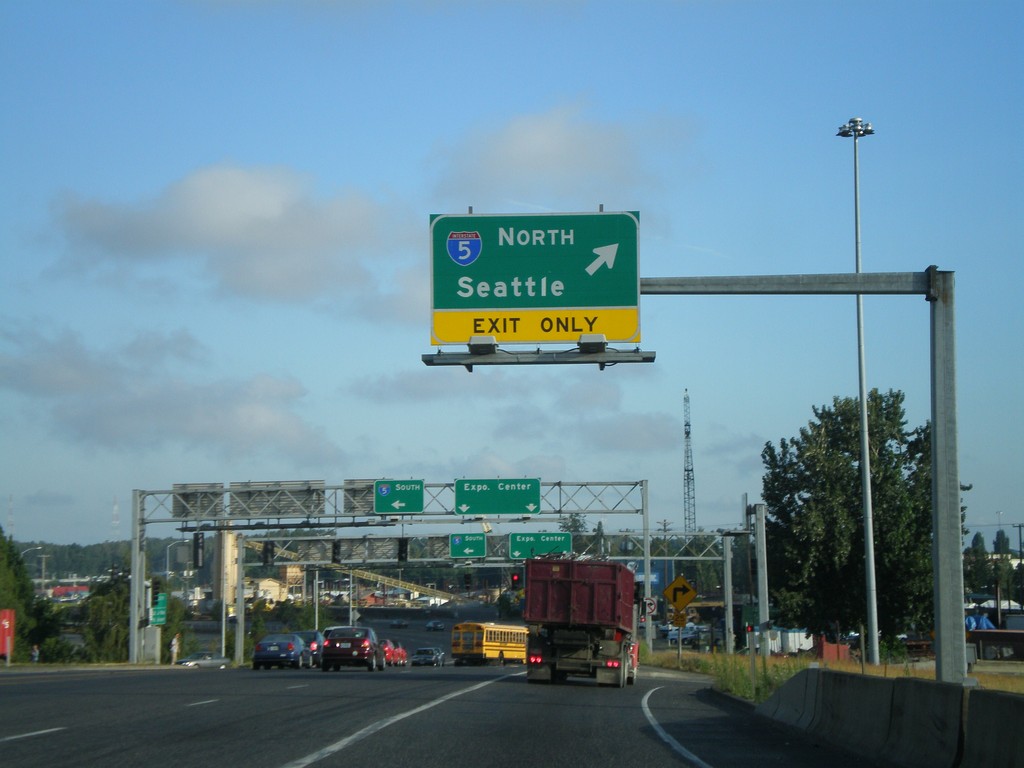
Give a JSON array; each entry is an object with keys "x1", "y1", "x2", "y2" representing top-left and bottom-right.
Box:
[
  {"x1": 604, "y1": 659, "x2": 621, "y2": 669},
  {"x1": 528, "y1": 653, "x2": 544, "y2": 665}
]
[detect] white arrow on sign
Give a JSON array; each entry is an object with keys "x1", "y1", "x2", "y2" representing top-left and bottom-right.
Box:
[
  {"x1": 458, "y1": 504, "x2": 471, "y2": 513},
  {"x1": 525, "y1": 503, "x2": 537, "y2": 513},
  {"x1": 463, "y1": 547, "x2": 476, "y2": 555},
  {"x1": 585, "y1": 243, "x2": 619, "y2": 275},
  {"x1": 511, "y1": 550, "x2": 522, "y2": 558},
  {"x1": 391, "y1": 500, "x2": 406, "y2": 510}
]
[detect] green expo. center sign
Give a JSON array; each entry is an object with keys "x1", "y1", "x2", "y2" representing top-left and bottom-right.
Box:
[
  {"x1": 508, "y1": 532, "x2": 572, "y2": 560},
  {"x1": 430, "y1": 211, "x2": 640, "y2": 345},
  {"x1": 454, "y1": 478, "x2": 541, "y2": 516}
]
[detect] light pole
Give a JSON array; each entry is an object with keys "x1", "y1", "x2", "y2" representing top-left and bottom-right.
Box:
[{"x1": 837, "y1": 116, "x2": 879, "y2": 666}]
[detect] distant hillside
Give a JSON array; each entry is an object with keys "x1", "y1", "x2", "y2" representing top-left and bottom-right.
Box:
[{"x1": 13, "y1": 537, "x2": 211, "y2": 582}]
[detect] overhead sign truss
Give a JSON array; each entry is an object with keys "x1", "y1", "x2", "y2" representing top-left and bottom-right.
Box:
[{"x1": 137, "y1": 479, "x2": 647, "y2": 530}]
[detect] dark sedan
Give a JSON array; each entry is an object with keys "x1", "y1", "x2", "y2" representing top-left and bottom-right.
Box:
[
  {"x1": 252, "y1": 633, "x2": 312, "y2": 670},
  {"x1": 321, "y1": 625, "x2": 385, "y2": 672}
]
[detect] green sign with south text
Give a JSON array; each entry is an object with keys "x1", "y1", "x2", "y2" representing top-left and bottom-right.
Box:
[
  {"x1": 373, "y1": 479, "x2": 425, "y2": 514},
  {"x1": 449, "y1": 533, "x2": 487, "y2": 559},
  {"x1": 508, "y1": 532, "x2": 572, "y2": 560},
  {"x1": 431, "y1": 212, "x2": 640, "y2": 345},
  {"x1": 454, "y1": 478, "x2": 541, "y2": 515}
]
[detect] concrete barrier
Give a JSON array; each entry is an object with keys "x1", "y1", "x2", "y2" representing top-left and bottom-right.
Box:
[
  {"x1": 961, "y1": 688, "x2": 1024, "y2": 768},
  {"x1": 882, "y1": 677, "x2": 963, "y2": 768},
  {"x1": 755, "y1": 667, "x2": 821, "y2": 729},
  {"x1": 811, "y1": 672, "x2": 895, "y2": 760},
  {"x1": 756, "y1": 667, "x2": 1024, "y2": 767},
  {"x1": 794, "y1": 668, "x2": 821, "y2": 731}
]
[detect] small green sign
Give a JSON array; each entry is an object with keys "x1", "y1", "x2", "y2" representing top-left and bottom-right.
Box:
[
  {"x1": 454, "y1": 478, "x2": 541, "y2": 515},
  {"x1": 508, "y1": 532, "x2": 572, "y2": 560},
  {"x1": 449, "y1": 533, "x2": 487, "y2": 559},
  {"x1": 151, "y1": 592, "x2": 167, "y2": 626},
  {"x1": 373, "y1": 479, "x2": 425, "y2": 514}
]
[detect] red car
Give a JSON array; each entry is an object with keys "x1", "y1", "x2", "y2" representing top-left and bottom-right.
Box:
[
  {"x1": 381, "y1": 639, "x2": 397, "y2": 666},
  {"x1": 321, "y1": 626, "x2": 385, "y2": 672},
  {"x1": 392, "y1": 643, "x2": 408, "y2": 666}
]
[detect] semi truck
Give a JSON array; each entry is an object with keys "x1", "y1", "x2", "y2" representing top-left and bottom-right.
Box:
[{"x1": 523, "y1": 556, "x2": 638, "y2": 687}]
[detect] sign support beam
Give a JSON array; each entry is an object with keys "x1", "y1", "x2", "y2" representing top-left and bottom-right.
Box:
[{"x1": 641, "y1": 267, "x2": 964, "y2": 683}]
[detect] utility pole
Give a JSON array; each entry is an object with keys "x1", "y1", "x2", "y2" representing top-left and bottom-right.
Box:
[
  {"x1": 658, "y1": 519, "x2": 672, "y2": 595},
  {"x1": 1015, "y1": 523, "x2": 1024, "y2": 610}
]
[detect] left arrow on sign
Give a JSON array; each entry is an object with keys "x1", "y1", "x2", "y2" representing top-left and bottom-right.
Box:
[{"x1": 585, "y1": 243, "x2": 619, "y2": 275}]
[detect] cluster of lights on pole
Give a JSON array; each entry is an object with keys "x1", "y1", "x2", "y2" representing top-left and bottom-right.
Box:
[{"x1": 836, "y1": 117, "x2": 874, "y2": 139}]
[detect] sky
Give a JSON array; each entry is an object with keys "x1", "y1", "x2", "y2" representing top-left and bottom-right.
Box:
[{"x1": 1, "y1": 0, "x2": 1021, "y2": 549}]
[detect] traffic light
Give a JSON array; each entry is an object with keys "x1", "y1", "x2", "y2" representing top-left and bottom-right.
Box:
[
  {"x1": 262, "y1": 541, "x2": 276, "y2": 566},
  {"x1": 510, "y1": 571, "x2": 521, "y2": 589},
  {"x1": 463, "y1": 572, "x2": 472, "y2": 589},
  {"x1": 192, "y1": 532, "x2": 205, "y2": 568},
  {"x1": 397, "y1": 538, "x2": 409, "y2": 563},
  {"x1": 331, "y1": 539, "x2": 342, "y2": 564}
]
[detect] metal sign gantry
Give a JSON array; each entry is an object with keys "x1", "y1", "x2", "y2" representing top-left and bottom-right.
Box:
[{"x1": 128, "y1": 479, "x2": 651, "y2": 663}]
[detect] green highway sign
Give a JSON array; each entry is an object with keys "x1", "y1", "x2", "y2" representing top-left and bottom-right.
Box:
[
  {"x1": 508, "y1": 532, "x2": 572, "y2": 560},
  {"x1": 449, "y1": 533, "x2": 487, "y2": 559},
  {"x1": 454, "y1": 478, "x2": 541, "y2": 516},
  {"x1": 373, "y1": 479, "x2": 425, "y2": 514},
  {"x1": 430, "y1": 211, "x2": 640, "y2": 345},
  {"x1": 151, "y1": 592, "x2": 167, "y2": 626}
]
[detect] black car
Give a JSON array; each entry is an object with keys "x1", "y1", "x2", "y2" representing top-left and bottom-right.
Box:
[
  {"x1": 295, "y1": 630, "x2": 325, "y2": 668},
  {"x1": 411, "y1": 647, "x2": 443, "y2": 666},
  {"x1": 425, "y1": 620, "x2": 446, "y2": 631}
]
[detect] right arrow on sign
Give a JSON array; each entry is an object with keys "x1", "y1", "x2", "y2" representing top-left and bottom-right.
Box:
[{"x1": 585, "y1": 243, "x2": 618, "y2": 275}]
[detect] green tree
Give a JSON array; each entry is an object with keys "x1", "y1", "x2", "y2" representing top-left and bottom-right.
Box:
[
  {"x1": 761, "y1": 390, "x2": 935, "y2": 640},
  {"x1": 82, "y1": 572, "x2": 131, "y2": 662},
  {"x1": 0, "y1": 530, "x2": 38, "y2": 660},
  {"x1": 963, "y1": 532, "x2": 993, "y2": 595},
  {"x1": 559, "y1": 512, "x2": 588, "y2": 534}
]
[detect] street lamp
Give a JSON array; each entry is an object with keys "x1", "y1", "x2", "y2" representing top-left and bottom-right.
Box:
[{"x1": 837, "y1": 116, "x2": 879, "y2": 666}]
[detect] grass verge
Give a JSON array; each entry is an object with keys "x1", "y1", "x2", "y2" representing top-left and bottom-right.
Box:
[{"x1": 641, "y1": 647, "x2": 1024, "y2": 703}]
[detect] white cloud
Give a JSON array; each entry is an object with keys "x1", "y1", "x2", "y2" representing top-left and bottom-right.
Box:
[
  {"x1": 53, "y1": 164, "x2": 411, "y2": 304},
  {"x1": 431, "y1": 103, "x2": 658, "y2": 209},
  {"x1": 0, "y1": 322, "x2": 344, "y2": 465}
]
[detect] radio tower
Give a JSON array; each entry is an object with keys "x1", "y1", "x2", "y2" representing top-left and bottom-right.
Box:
[
  {"x1": 682, "y1": 389, "x2": 696, "y2": 532},
  {"x1": 111, "y1": 495, "x2": 120, "y2": 541}
]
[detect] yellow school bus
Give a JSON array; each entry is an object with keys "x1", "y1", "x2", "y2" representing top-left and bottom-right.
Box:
[{"x1": 451, "y1": 622, "x2": 527, "y2": 665}]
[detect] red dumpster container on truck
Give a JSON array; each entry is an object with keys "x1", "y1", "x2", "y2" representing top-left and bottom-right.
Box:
[{"x1": 524, "y1": 557, "x2": 637, "y2": 687}]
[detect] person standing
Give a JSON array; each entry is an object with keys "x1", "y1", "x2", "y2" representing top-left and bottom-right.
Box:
[{"x1": 170, "y1": 633, "x2": 180, "y2": 665}]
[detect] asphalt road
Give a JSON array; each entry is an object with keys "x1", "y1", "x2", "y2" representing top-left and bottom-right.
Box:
[{"x1": 0, "y1": 659, "x2": 874, "y2": 768}]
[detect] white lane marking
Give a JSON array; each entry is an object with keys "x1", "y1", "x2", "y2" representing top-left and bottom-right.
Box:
[
  {"x1": 186, "y1": 699, "x2": 219, "y2": 707},
  {"x1": 0, "y1": 727, "x2": 67, "y2": 743},
  {"x1": 642, "y1": 687, "x2": 716, "y2": 768},
  {"x1": 280, "y1": 671, "x2": 524, "y2": 768}
]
